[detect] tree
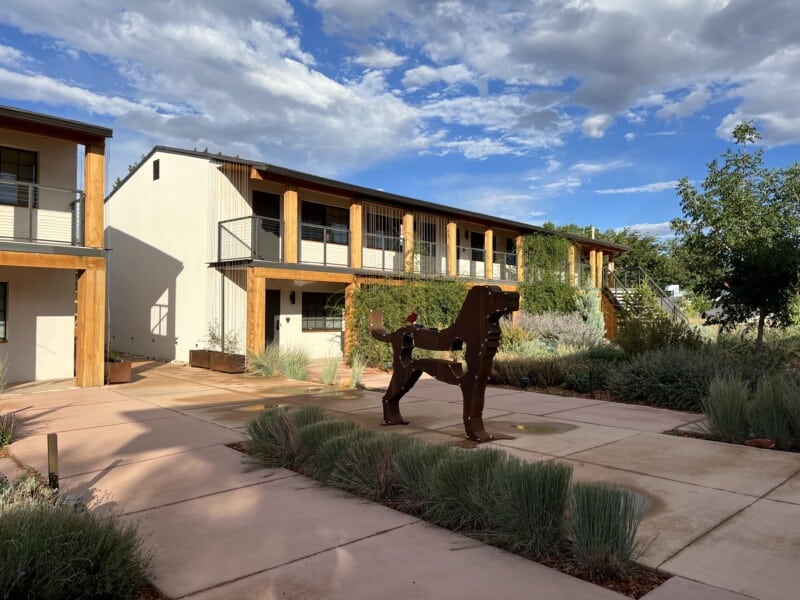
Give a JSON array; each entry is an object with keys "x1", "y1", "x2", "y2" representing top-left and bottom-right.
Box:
[
  {"x1": 111, "y1": 153, "x2": 147, "y2": 190},
  {"x1": 671, "y1": 122, "x2": 800, "y2": 351}
]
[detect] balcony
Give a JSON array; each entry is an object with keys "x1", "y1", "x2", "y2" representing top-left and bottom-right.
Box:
[
  {"x1": 413, "y1": 239, "x2": 447, "y2": 277},
  {"x1": 218, "y1": 215, "x2": 282, "y2": 262},
  {"x1": 457, "y1": 246, "x2": 485, "y2": 278},
  {"x1": 362, "y1": 233, "x2": 404, "y2": 273},
  {"x1": 300, "y1": 223, "x2": 349, "y2": 267},
  {"x1": 492, "y1": 250, "x2": 518, "y2": 281},
  {"x1": 0, "y1": 180, "x2": 84, "y2": 246}
]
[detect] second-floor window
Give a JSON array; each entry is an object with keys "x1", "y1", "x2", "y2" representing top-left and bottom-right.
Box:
[
  {"x1": 301, "y1": 201, "x2": 349, "y2": 245},
  {"x1": 365, "y1": 214, "x2": 402, "y2": 251},
  {"x1": 0, "y1": 146, "x2": 37, "y2": 206}
]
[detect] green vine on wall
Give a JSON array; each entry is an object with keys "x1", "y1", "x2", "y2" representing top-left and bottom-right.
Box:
[{"x1": 520, "y1": 233, "x2": 576, "y2": 314}]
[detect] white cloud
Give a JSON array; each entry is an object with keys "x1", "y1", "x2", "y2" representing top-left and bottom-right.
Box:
[
  {"x1": 354, "y1": 46, "x2": 405, "y2": 69},
  {"x1": 624, "y1": 132, "x2": 636, "y2": 141},
  {"x1": 581, "y1": 114, "x2": 612, "y2": 138},
  {"x1": 402, "y1": 63, "x2": 473, "y2": 88},
  {"x1": 0, "y1": 44, "x2": 27, "y2": 66},
  {"x1": 620, "y1": 221, "x2": 674, "y2": 238},
  {"x1": 433, "y1": 137, "x2": 517, "y2": 159},
  {"x1": 596, "y1": 180, "x2": 680, "y2": 194},
  {"x1": 569, "y1": 159, "x2": 631, "y2": 174},
  {"x1": 657, "y1": 85, "x2": 712, "y2": 120},
  {"x1": 546, "y1": 158, "x2": 561, "y2": 172},
  {"x1": 542, "y1": 176, "x2": 582, "y2": 192}
]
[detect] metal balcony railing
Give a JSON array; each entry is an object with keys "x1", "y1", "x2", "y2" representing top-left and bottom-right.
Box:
[
  {"x1": 457, "y1": 245, "x2": 485, "y2": 278},
  {"x1": 492, "y1": 250, "x2": 518, "y2": 281},
  {"x1": 299, "y1": 223, "x2": 349, "y2": 266},
  {"x1": 362, "y1": 232, "x2": 404, "y2": 272},
  {"x1": 603, "y1": 266, "x2": 689, "y2": 323},
  {"x1": 0, "y1": 180, "x2": 84, "y2": 245},
  {"x1": 218, "y1": 215, "x2": 282, "y2": 262}
]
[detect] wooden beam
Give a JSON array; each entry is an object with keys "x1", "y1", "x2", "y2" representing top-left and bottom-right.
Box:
[
  {"x1": 246, "y1": 268, "x2": 266, "y2": 357},
  {"x1": 447, "y1": 221, "x2": 457, "y2": 277},
  {"x1": 483, "y1": 228, "x2": 494, "y2": 280},
  {"x1": 282, "y1": 188, "x2": 299, "y2": 263},
  {"x1": 403, "y1": 212, "x2": 414, "y2": 273},
  {"x1": 0, "y1": 251, "x2": 105, "y2": 270},
  {"x1": 75, "y1": 268, "x2": 105, "y2": 387},
  {"x1": 568, "y1": 244, "x2": 576, "y2": 287},
  {"x1": 349, "y1": 201, "x2": 362, "y2": 269},
  {"x1": 596, "y1": 250, "x2": 604, "y2": 288},
  {"x1": 343, "y1": 282, "x2": 358, "y2": 361},
  {"x1": 250, "y1": 266, "x2": 355, "y2": 284},
  {"x1": 516, "y1": 235, "x2": 525, "y2": 283},
  {"x1": 84, "y1": 143, "x2": 105, "y2": 249},
  {"x1": 589, "y1": 249, "x2": 597, "y2": 288}
]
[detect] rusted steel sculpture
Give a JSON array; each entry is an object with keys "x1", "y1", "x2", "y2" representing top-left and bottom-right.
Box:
[{"x1": 369, "y1": 285, "x2": 519, "y2": 442}]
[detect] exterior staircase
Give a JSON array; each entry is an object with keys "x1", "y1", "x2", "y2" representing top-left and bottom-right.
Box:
[{"x1": 602, "y1": 266, "x2": 688, "y2": 324}]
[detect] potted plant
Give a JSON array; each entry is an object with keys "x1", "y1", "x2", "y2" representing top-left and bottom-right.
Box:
[
  {"x1": 198, "y1": 320, "x2": 245, "y2": 373},
  {"x1": 105, "y1": 348, "x2": 132, "y2": 384}
]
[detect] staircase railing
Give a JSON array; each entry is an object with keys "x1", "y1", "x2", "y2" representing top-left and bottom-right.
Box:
[{"x1": 603, "y1": 266, "x2": 688, "y2": 323}]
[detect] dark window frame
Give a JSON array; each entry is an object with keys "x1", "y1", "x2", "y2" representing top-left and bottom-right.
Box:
[
  {"x1": 365, "y1": 214, "x2": 402, "y2": 251},
  {"x1": 0, "y1": 146, "x2": 38, "y2": 207},
  {"x1": 301, "y1": 291, "x2": 344, "y2": 331},
  {"x1": 0, "y1": 282, "x2": 7, "y2": 342},
  {"x1": 301, "y1": 201, "x2": 349, "y2": 245}
]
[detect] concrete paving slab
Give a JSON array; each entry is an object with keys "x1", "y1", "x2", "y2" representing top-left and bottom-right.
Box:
[
  {"x1": 565, "y1": 459, "x2": 756, "y2": 568},
  {"x1": 7, "y1": 415, "x2": 245, "y2": 478},
  {"x1": 548, "y1": 402, "x2": 703, "y2": 433},
  {"x1": 0, "y1": 386, "x2": 132, "y2": 411},
  {"x1": 479, "y1": 390, "x2": 607, "y2": 416},
  {"x1": 117, "y1": 387, "x2": 257, "y2": 408},
  {"x1": 766, "y1": 470, "x2": 800, "y2": 505},
  {"x1": 0, "y1": 456, "x2": 19, "y2": 481},
  {"x1": 441, "y1": 413, "x2": 639, "y2": 457},
  {"x1": 662, "y1": 499, "x2": 800, "y2": 600},
  {"x1": 487, "y1": 444, "x2": 553, "y2": 464},
  {"x1": 64, "y1": 445, "x2": 295, "y2": 515},
  {"x1": 404, "y1": 381, "x2": 522, "y2": 402},
  {"x1": 349, "y1": 398, "x2": 512, "y2": 431},
  {"x1": 135, "y1": 474, "x2": 419, "y2": 599},
  {"x1": 569, "y1": 433, "x2": 800, "y2": 496},
  {"x1": 185, "y1": 520, "x2": 627, "y2": 600},
  {"x1": 642, "y1": 577, "x2": 755, "y2": 600},
  {"x1": 12, "y1": 397, "x2": 176, "y2": 438}
]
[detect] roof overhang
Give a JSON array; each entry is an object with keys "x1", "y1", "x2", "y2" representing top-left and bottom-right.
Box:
[{"x1": 0, "y1": 105, "x2": 113, "y2": 145}]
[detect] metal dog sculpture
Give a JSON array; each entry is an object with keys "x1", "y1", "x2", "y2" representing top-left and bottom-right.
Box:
[{"x1": 369, "y1": 285, "x2": 519, "y2": 442}]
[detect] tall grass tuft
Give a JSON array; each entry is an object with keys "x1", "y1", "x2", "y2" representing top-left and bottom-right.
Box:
[
  {"x1": 568, "y1": 483, "x2": 645, "y2": 579},
  {"x1": 702, "y1": 375, "x2": 750, "y2": 442},
  {"x1": 280, "y1": 346, "x2": 311, "y2": 381},
  {"x1": 246, "y1": 406, "x2": 329, "y2": 468},
  {"x1": 310, "y1": 429, "x2": 377, "y2": 482},
  {"x1": 491, "y1": 460, "x2": 573, "y2": 558},
  {"x1": 393, "y1": 443, "x2": 453, "y2": 515},
  {"x1": 0, "y1": 351, "x2": 7, "y2": 394},
  {"x1": 349, "y1": 353, "x2": 367, "y2": 389},
  {"x1": 0, "y1": 411, "x2": 14, "y2": 447},
  {"x1": 247, "y1": 344, "x2": 281, "y2": 377},
  {"x1": 320, "y1": 357, "x2": 340, "y2": 385},
  {"x1": 425, "y1": 448, "x2": 509, "y2": 534},
  {"x1": 329, "y1": 434, "x2": 418, "y2": 502},
  {"x1": 748, "y1": 374, "x2": 794, "y2": 449},
  {"x1": 293, "y1": 420, "x2": 358, "y2": 474}
]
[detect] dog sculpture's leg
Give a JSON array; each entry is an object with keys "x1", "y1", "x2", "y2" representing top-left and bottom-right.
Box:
[
  {"x1": 461, "y1": 374, "x2": 494, "y2": 442},
  {"x1": 382, "y1": 367, "x2": 422, "y2": 425}
]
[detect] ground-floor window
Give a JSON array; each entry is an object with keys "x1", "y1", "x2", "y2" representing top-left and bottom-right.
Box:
[
  {"x1": 301, "y1": 291, "x2": 344, "y2": 330},
  {"x1": 0, "y1": 282, "x2": 7, "y2": 341}
]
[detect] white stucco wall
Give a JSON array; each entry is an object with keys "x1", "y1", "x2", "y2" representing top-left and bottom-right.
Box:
[{"x1": 0, "y1": 267, "x2": 75, "y2": 383}]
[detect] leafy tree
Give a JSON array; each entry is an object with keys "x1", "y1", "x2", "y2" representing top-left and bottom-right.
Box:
[
  {"x1": 671, "y1": 122, "x2": 800, "y2": 351},
  {"x1": 111, "y1": 153, "x2": 147, "y2": 190}
]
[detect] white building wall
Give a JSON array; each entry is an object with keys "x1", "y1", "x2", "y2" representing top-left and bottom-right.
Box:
[{"x1": 0, "y1": 267, "x2": 75, "y2": 383}]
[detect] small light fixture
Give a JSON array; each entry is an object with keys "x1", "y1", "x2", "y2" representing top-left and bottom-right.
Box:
[
  {"x1": 285, "y1": 316, "x2": 290, "y2": 323},
  {"x1": 289, "y1": 291, "x2": 296, "y2": 304}
]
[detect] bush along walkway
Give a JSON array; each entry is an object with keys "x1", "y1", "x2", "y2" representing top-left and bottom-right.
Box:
[{"x1": 243, "y1": 405, "x2": 669, "y2": 598}]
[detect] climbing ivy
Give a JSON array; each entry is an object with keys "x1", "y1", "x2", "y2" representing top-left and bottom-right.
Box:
[{"x1": 520, "y1": 233, "x2": 576, "y2": 313}]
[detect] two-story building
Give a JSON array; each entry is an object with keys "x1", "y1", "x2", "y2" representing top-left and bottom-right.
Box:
[
  {"x1": 106, "y1": 147, "x2": 625, "y2": 363},
  {"x1": 0, "y1": 106, "x2": 111, "y2": 386}
]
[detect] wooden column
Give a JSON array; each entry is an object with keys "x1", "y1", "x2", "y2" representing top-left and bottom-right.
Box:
[
  {"x1": 75, "y1": 267, "x2": 105, "y2": 387},
  {"x1": 568, "y1": 245, "x2": 576, "y2": 287},
  {"x1": 282, "y1": 188, "x2": 298, "y2": 263},
  {"x1": 343, "y1": 282, "x2": 358, "y2": 360},
  {"x1": 83, "y1": 143, "x2": 105, "y2": 249},
  {"x1": 246, "y1": 267, "x2": 266, "y2": 357},
  {"x1": 403, "y1": 212, "x2": 414, "y2": 273},
  {"x1": 447, "y1": 221, "x2": 457, "y2": 277},
  {"x1": 589, "y1": 249, "x2": 597, "y2": 288},
  {"x1": 515, "y1": 235, "x2": 524, "y2": 283},
  {"x1": 349, "y1": 200, "x2": 362, "y2": 269},
  {"x1": 484, "y1": 228, "x2": 494, "y2": 280},
  {"x1": 596, "y1": 250, "x2": 604, "y2": 288}
]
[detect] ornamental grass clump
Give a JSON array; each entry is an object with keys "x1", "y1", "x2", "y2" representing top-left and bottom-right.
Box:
[
  {"x1": 0, "y1": 411, "x2": 14, "y2": 448},
  {"x1": 320, "y1": 357, "x2": 340, "y2": 385},
  {"x1": 292, "y1": 420, "x2": 359, "y2": 473},
  {"x1": 309, "y1": 429, "x2": 377, "y2": 482},
  {"x1": 348, "y1": 353, "x2": 367, "y2": 388},
  {"x1": 491, "y1": 459, "x2": 572, "y2": 558},
  {"x1": 568, "y1": 483, "x2": 645, "y2": 579},
  {"x1": 247, "y1": 344, "x2": 281, "y2": 377},
  {"x1": 245, "y1": 405, "x2": 329, "y2": 468},
  {"x1": 748, "y1": 374, "x2": 794, "y2": 450},
  {"x1": 702, "y1": 375, "x2": 750, "y2": 442},
  {"x1": 393, "y1": 443, "x2": 453, "y2": 515},
  {"x1": 279, "y1": 346, "x2": 311, "y2": 381}
]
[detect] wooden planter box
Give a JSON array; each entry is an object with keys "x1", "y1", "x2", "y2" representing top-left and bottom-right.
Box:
[
  {"x1": 105, "y1": 360, "x2": 132, "y2": 384},
  {"x1": 189, "y1": 349, "x2": 211, "y2": 369},
  {"x1": 209, "y1": 352, "x2": 246, "y2": 374}
]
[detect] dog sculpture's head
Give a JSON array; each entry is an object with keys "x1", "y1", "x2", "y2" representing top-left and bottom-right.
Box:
[{"x1": 470, "y1": 285, "x2": 519, "y2": 320}]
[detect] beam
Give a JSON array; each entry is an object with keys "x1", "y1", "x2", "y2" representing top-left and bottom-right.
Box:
[
  {"x1": 75, "y1": 268, "x2": 105, "y2": 387},
  {"x1": 568, "y1": 244, "x2": 576, "y2": 287},
  {"x1": 403, "y1": 212, "x2": 414, "y2": 273},
  {"x1": 0, "y1": 251, "x2": 105, "y2": 270},
  {"x1": 84, "y1": 143, "x2": 105, "y2": 249},
  {"x1": 343, "y1": 282, "x2": 358, "y2": 361},
  {"x1": 516, "y1": 235, "x2": 525, "y2": 283},
  {"x1": 250, "y1": 266, "x2": 355, "y2": 284},
  {"x1": 282, "y1": 188, "x2": 298, "y2": 263},
  {"x1": 484, "y1": 228, "x2": 494, "y2": 280},
  {"x1": 447, "y1": 221, "x2": 457, "y2": 277},
  {"x1": 349, "y1": 200, "x2": 362, "y2": 269},
  {"x1": 589, "y1": 249, "x2": 597, "y2": 288},
  {"x1": 246, "y1": 268, "x2": 266, "y2": 357},
  {"x1": 596, "y1": 250, "x2": 604, "y2": 288}
]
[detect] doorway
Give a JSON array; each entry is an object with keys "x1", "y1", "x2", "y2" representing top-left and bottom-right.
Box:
[
  {"x1": 266, "y1": 289, "x2": 281, "y2": 346},
  {"x1": 252, "y1": 191, "x2": 281, "y2": 261}
]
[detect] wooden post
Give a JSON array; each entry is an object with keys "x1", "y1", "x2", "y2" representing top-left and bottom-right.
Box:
[
  {"x1": 596, "y1": 250, "x2": 604, "y2": 288},
  {"x1": 516, "y1": 235, "x2": 525, "y2": 283},
  {"x1": 349, "y1": 200, "x2": 362, "y2": 269},
  {"x1": 282, "y1": 188, "x2": 298, "y2": 263},
  {"x1": 83, "y1": 143, "x2": 105, "y2": 248},
  {"x1": 447, "y1": 221, "x2": 457, "y2": 277},
  {"x1": 246, "y1": 267, "x2": 266, "y2": 357},
  {"x1": 403, "y1": 212, "x2": 414, "y2": 273},
  {"x1": 589, "y1": 249, "x2": 597, "y2": 288},
  {"x1": 344, "y1": 282, "x2": 358, "y2": 361},
  {"x1": 75, "y1": 267, "x2": 105, "y2": 387},
  {"x1": 568, "y1": 244, "x2": 576, "y2": 287},
  {"x1": 484, "y1": 228, "x2": 494, "y2": 280}
]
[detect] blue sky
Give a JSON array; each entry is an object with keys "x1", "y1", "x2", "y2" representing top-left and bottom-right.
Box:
[{"x1": 1, "y1": 0, "x2": 799, "y2": 237}]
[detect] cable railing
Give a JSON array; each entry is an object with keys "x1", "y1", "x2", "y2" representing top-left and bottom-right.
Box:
[
  {"x1": 299, "y1": 223, "x2": 349, "y2": 266},
  {"x1": 362, "y1": 232, "x2": 404, "y2": 272},
  {"x1": 491, "y1": 250, "x2": 518, "y2": 281},
  {"x1": 0, "y1": 180, "x2": 84, "y2": 245},
  {"x1": 457, "y1": 245, "x2": 485, "y2": 278},
  {"x1": 218, "y1": 215, "x2": 282, "y2": 262},
  {"x1": 603, "y1": 266, "x2": 688, "y2": 323}
]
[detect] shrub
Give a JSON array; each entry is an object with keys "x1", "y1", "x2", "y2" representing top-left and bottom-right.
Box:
[
  {"x1": 248, "y1": 344, "x2": 281, "y2": 377},
  {"x1": 575, "y1": 288, "x2": 605, "y2": 340},
  {"x1": 309, "y1": 429, "x2": 378, "y2": 482},
  {"x1": 520, "y1": 277, "x2": 577, "y2": 314},
  {"x1": 561, "y1": 358, "x2": 613, "y2": 393},
  {"x1": 279, "y1": 346, "x2": 311, "y2": 381},
  {"x1": 616, "y1": 313, "x2": 705, "y2": 357},
  {"x1": 606, "y1": 347, "x2": 726, "y2": 411},
  {"x1": 522, "y1": 311, "x2": 605, "y2": 349},
  {"x1": 0, "y1": 412, "x2": 14, "y2": 447},
  {"x1": 393, "y1": 443, "x2": 453, "y2": 515},
  {"x1": 491, "y1": 460, "x2": 572, "y2": 558},
  {"x1": 568, "y1": 483, "x2": 644, "y2": 578},
  {"x1": 492, "y1": 356, "x2": 569, "y2": 388},
  {"x1": 320, "y1": 357, "x2": 340, "y2": 385},
  {"x1": 329, "y1": 434, "x2": 418, "y2": 502},
  {"x1": 292, "y1": 420, "x2": 358, "y2": 474},
  {"x1": 748, "y1": 375, "x2": 794, "y2": 449},
  {"x1": 246, "y1": 406, "x2": 329, "y2": 468},
  {"x1": 702, "y1": 375, "x2": 750, "y2": 442},
  {"x1": 348, "y1": 353, "x2": 367, "y2": 388}
]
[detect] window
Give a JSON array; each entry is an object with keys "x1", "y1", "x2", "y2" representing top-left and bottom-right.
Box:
[
  {"x1": 0, "y1": 146, "x2": 37, "y2": 206},
  {"x1": 0, "y1": 282, "x2": 7, "y2": 341},
  {"x1": 301, "y1": 201, "x2": 349, "y2": 245},
  {"x1": 153, "y1": 159, "x2": 160, "y2": 181},
  {"x1": 365, "y1": 213, "x2": 402, "y2": 251},
  {"x1": 302, "y1": 292, "x2": 344, "y2": 330}
]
